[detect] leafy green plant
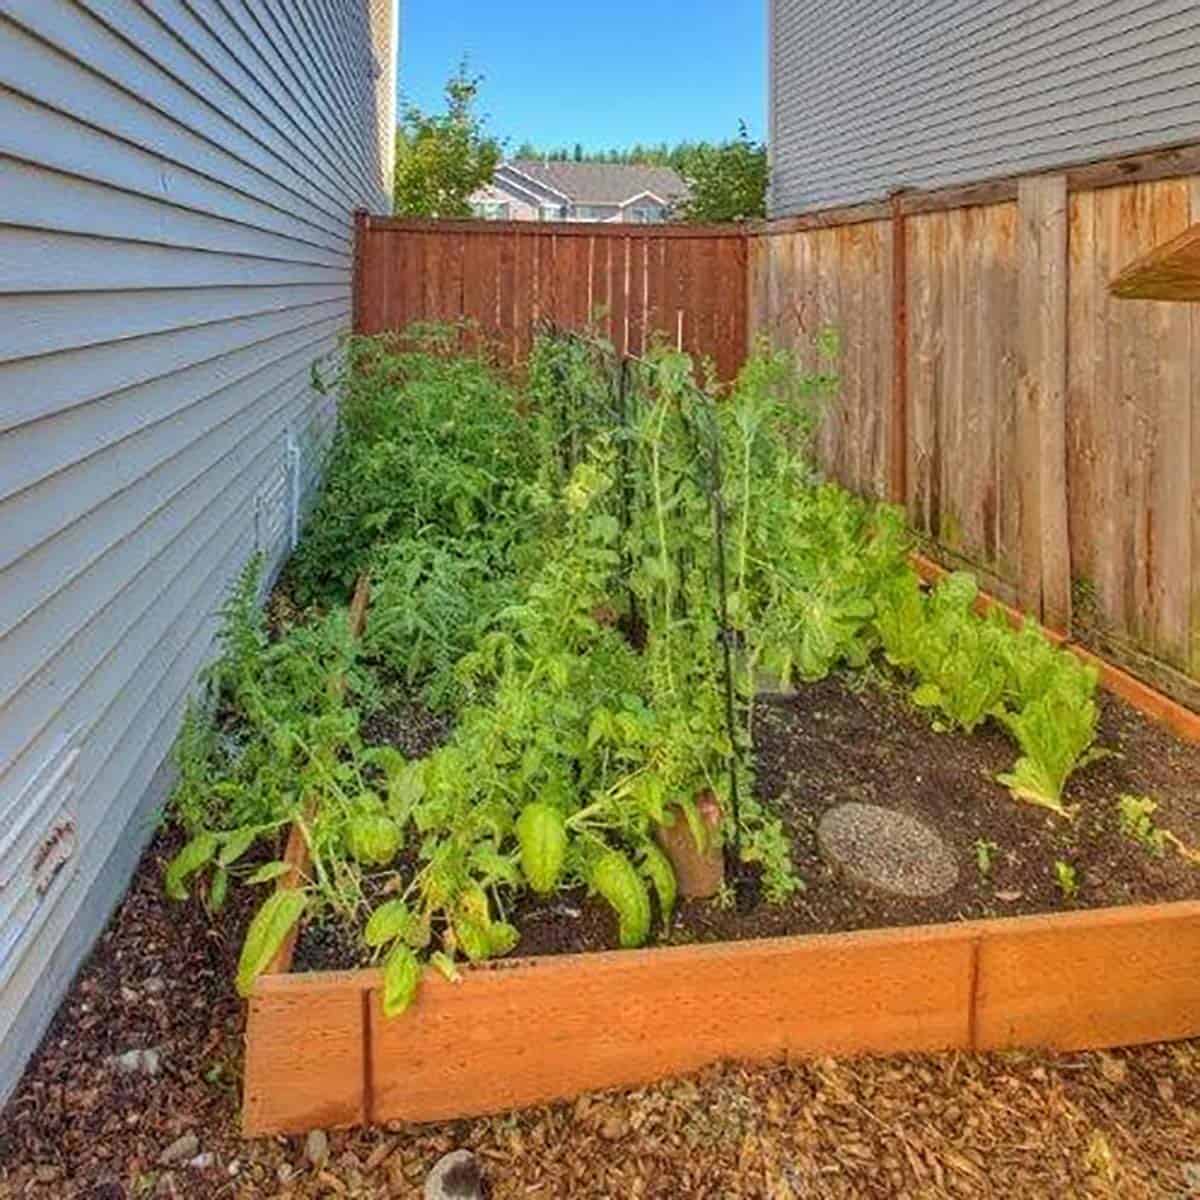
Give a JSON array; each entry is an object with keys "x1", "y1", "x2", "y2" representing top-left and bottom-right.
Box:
[
  {"x1": 1116, "y1": 793, "x2": 1200, "y2": 864},
  {"x1": 906, "y1": 574, "x2": 1009, "y2": 733},
  {"x1": 287, "y1": 329, "x2": 539, "y2": 604},
  {"x1": 997, "y1": 670, "x2": 1104, "y2": 818},
  {"x1": 1117, "y1": 794, "x2": 1166, "y2": 855},
  {"x1": 974, "y1": 838, "x2": 998, "y2": 877},
  {"x1": 1053, "y1": 860, "x2": 1079, "y2": 901}
]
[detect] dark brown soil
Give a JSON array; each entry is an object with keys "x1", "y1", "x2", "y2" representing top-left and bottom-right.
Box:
[
  {"x1": 360, "y1": 700, "x2": 453, "y2": 759},
  {"x1": 294, "y1": 668, "x2": 1200, "y2": 969}
]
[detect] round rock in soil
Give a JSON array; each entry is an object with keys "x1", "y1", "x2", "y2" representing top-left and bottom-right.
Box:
[{"x1": 816, "y1": 803, "x2": 958, "y2": 898}]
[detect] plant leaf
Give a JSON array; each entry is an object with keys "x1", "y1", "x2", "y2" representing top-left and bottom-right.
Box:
[
  {"x1": 217, "y1": 827, "x2": 258, "y2": 867},
  {"x1": 236, "y1": 888, "x2": 307, "y2": 997},
  {"x1": 208, "y1": 866, "x2": 229, "y2": 912},
  {"x1": 591, "y1": 850, "x2": 651, "y2": 948},
  {"x1": 165, "y1": 832, "x2": 218, "y2": 901},
  {"x1": 245, "y1": 861, "x2": 291, "y2": 885},
  {"x1": 640, "y1": 841, "x2": 677, "y2": 925},
  {"x1": 365, "y1": 899, "x2": 413, "y2": 949},
  {"x1": 515, "y1": 802, "x2": 567, "y2": 894},
  {"x1": 382, "y1": 945, "x2": 421, "y2": 1017},
  {"x1": 430, "y1": 951, "x2": 462, "y2": 983}
]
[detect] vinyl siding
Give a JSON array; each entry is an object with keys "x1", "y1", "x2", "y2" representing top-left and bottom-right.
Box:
[
  {"x1": 0, "y1": 0, "x2": 392, "y2": 1102},
  {"x1": 768, "y1": 0, "x2": 1200, "y2": 215}
]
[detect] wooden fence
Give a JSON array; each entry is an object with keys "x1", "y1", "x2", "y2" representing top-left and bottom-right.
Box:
[
  {"x1": 354, "y1": 214, "x2": 749, "y2": 381},
  {"x1": 750, "y1": 145, "x2": 1200, "y2": 707}
]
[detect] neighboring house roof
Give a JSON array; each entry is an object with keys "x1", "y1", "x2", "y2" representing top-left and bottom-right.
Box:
[{"x1": 501, "y1": 161, "x2": 687, "y2": 207}]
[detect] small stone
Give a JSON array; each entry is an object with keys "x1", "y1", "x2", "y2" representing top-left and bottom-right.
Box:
[
  {"x1": 305, "y1": 1128, "x2": 329, "y2": 1168},
  {"x1": 111, "y1": 1047, "x2": 159, "y2": 1076},
  {"x1": 159, "y1": 1133, "x2": 199, "y2": 1166},
  {"x1": 424, "y1": 1149, "x2": 485, "y2": 1199},
  {"x1": 144, "y1": 977, "x2": 166, "y2": 995},
  {"x1": 34, "y1": 1165, "x2": 61, "y2": 1183},
  {"x1": 817, "y1": 803, "x2": 958, "y2": 898},
  {"x1": 112, "y1": 1050, "x2": 142, "y2": 1074},
  {"x1": 995, "y1": 889, "x2": 1024, "y2": 903},
  {"x1": 600, "y1": 1116, "x2": 627, "y2": 1141},
  {"x1": 187, "y1": 1152, "x2": 215, "y2": 1170},
  {"x1": 121, "y1": 986, "x2": 139, "y2": 1004}
]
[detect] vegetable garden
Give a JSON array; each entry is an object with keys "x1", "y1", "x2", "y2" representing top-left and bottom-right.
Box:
[{"x1": 163, "y1": 324, "x2": 1200, "y2": 1134}]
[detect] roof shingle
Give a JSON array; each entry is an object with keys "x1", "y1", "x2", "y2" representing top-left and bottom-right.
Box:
[{"x1": 503, "y1": 160, "x2": 687, "y2": 206}]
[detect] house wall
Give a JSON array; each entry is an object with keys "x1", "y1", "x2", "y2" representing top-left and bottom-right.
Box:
[
  {"x1": 0, "y1": 0, "x2": 392, "y2": 1103},
  {"x1": 769, "y1": 0, "x2": 1200, "y2": 215},
  {"x1": 472, "y1": 181, "x2": 541, "y2": 222}
]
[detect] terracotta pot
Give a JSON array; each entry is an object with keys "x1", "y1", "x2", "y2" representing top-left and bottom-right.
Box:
[{"x1": 655, "y1": 790, "x2": 724, "y2": 899}]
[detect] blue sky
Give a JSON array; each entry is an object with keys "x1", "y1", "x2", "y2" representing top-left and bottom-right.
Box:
[{"x1": 397, "y1": 2, "x2": 766, "y2": 152}]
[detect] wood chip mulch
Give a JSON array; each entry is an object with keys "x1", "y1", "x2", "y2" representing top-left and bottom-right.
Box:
[{"x1": 1, "y1": 833, "x2": 1198, "y2": 1200}]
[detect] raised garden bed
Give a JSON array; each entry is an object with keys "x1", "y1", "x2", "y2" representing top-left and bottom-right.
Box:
[
  {"x1": 243, "y1": 586, "x2": 1200, "y2": 1136},
  {"x1": 154, "y1": 330, "x2": 1200, "y2": 1139},
  {"x1": 245, "y1": 898, "x2": 1200, "y2": 1135}
]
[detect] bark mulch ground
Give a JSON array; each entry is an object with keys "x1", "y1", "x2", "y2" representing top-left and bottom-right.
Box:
[{"x1": 2, "y1": 828, "x2": 1199, "y2": 1199}]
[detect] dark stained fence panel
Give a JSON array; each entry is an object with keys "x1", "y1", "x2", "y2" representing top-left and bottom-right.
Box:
[{"x1": 355, "y1": 216, "x2": 750, "y2": 381}]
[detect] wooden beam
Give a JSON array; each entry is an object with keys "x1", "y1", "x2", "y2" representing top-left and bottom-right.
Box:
[
  {"x1": 368, "y1": 923, "x2": 977, "y2": 1124},
  {"x1": 243, "y1": 899, "x2": 1200, "y2": 1133},
  {"x1": 889, "y1": 195, "x2": 909, "y2": 505},
  {"x1": 1016, "y1": 175, "x2": 1072, "y2": 632},
  {"x1": 1110, "y1": 220, "x2": 1200, "y2": 301},
  {"x1": 243, "y1": 973, "x2": 370, "y2": 1135},
  {"x1": 365, "y1": 216, "x2": 751, "y2": 240},
  {"x1": 756, "y1": 142, "x2": 1200, "y2": 234}
]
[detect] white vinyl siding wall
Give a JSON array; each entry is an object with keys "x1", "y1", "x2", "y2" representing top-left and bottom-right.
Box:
[
  {"x1": 768, "y1": 0, "x2": 1200, "y2": 215},
  {"x1": 0, "y1": 0, "x2": 391, "y2": 1101}
]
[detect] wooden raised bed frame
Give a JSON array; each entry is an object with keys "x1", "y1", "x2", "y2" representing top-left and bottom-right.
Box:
[{"x1": 242, "y1": 567, "x2": 1200, "y2": 1136}]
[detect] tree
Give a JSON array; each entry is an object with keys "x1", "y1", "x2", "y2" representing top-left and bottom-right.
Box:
[
  {"x1": 393, "y1": 65, "x2": 501, "y2": 217},
  {"x1": 674, "y1": 123, "x2": 767, "y2": 223}
]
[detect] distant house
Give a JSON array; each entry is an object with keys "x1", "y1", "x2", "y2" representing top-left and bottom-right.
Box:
[{"x1": 470, "y1": 161, "x2": 687, "y2": 223}]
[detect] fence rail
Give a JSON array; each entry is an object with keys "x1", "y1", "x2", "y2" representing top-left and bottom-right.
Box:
[{"x1": 353, "y1": 213, "x2": 750, "y2": 381}]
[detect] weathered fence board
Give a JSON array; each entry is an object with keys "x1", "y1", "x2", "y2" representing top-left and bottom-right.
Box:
[
  {"x1": 355, "y1": 215, "x2": 749, "y2": 381},
  {"x1": 751, "y1": 171, "x2": 1200, "y2": 706}
]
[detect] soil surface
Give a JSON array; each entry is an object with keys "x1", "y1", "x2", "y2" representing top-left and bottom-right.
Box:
[
  {"x1": 1, "y1": 829, "x2": 1199, "y2": 1198},
  {"x1": 298, "y1": 668, "x2": 1200, "y2": 967}
]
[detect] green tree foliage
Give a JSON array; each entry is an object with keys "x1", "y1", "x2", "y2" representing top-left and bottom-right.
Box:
[
  {"x1": 393, "y1": 65, "x2": 501, "y2": 217},
  {"x1": 674, "y1": 122, "x2": 768, "y2": 223}
]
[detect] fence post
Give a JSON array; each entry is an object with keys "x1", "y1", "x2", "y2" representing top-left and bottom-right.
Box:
[
  {"x1": 1016, "y1": 175, "x2": 1071, "y2": 633},
  {"x1": 352, "y1": 207, "x2": 369, "y2": 336},
  {"x1": 889, "y1": 194, "x2": 909, "y2": 508}
]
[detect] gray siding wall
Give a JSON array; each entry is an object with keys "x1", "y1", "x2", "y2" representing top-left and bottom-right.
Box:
[
  {"x1": 768, "y1": 0, "x2": 1200, "y2": 215},
  {"x1": 0, "y1": 0, "x2": 390, "y2": 1101}
]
